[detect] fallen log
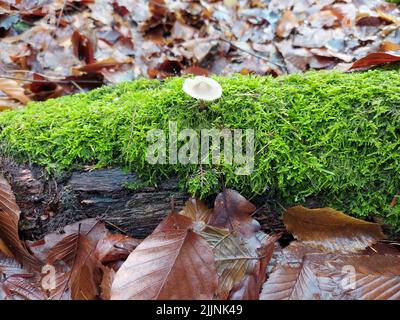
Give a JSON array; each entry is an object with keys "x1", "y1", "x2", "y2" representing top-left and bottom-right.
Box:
[
  {"x1": 1, "y1": 158, "x2": 288, "y2": 240},
  {"x1": 1, "y1": 71, "x2": 399, "y2": 235},
  {"x1": 1, "y1": 158, "x2": 187, "y2": 239}
]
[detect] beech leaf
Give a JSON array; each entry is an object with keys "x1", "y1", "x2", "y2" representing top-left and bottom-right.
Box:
[
  {"x1": 200, "y1": 226, "x2": 277, "y2": 300},
  {"x1": 0, "y1": 78, "x2": 30, "y2": 105},
  {"x1": 209, "y1": 189, "x2": 259, "y2": 238},
  {"x1": 350, "y1": 52, "x2": 400, "y2": 70},
  {"x1": 261, "y1": 251, "x2": 400, "y2": 300},
  {"x1": 276, "y1": 11, "x2": 298, "y2": 38},
  {"x1": 111, "y1": 214, "x2": 218, "y2": 300},
  {"x1": 179, "y1": 197, "x2": 212, "y2": 231},
  {"x1": 28, "y1": 218, "x2": 108, "y2": 262},
  {"x1": 46, "y1": 233, "x2": 103, "y2": 300},
  {"x1": 283, "y1": 206, "x2": 385, "y2": 253},
  {"x1": 95, "y1": 234, "x2": 141, "y2": 264},
  {"x1": 0, "y1": 253, "x2": 45, "y2": 300},
  {"x1": 0, "y1": 174, "x2": 41, "y2": 270}
]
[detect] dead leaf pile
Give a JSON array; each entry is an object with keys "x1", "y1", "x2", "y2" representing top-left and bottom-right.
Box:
[
  {"x1": 0, "y1": 0, "x2": 399, "y2": 107},
  {"x1": 0, "y1": 170, "x2": 398, "y2": 300},
  {"x1": 260, "y1": 206, "x2": 400, "y2": 300},
  {"x1": 111, "y1": 190, "x2": 278, "y2": 300}
]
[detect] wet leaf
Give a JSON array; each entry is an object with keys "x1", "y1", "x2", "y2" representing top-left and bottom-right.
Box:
[
  {"x1": 0, "y1": 174, "x2": 41, "y2": 270},
  {"x1": 350, "y1": 52, "x2": 400, "y2": 69},
  {"x1": 261, "y1": 250, "x2": 400, "y2": 300},
  {"x1": 209, "y1": 189, "x2": 259, "y2": 238},
  {"x1": 0, "y1": 253, "x2": 45, "y2": 300},
  {"x1": 111, "y1": 214, "x2": 217, "y2": 300},
  {"x1": 95, "y1": 234, "x2": 141, "y2": 264},
  {"x1": 229, "y1": 233, "x2": 279, "y2": 300},
  {"x1": 283, "y1": 206, "x2": 385, "y2": 253},
  {"x1": 276, "y1": 11, "x2": 298, "y2": 38},
  {"x1": 179, "y1": 197, "x2": 212, "y2": 231},
  {"x1": 46, "y1": 233, "x2": 103, "y2": 300},
  {"x1": 2, "y1": 276, "x2": 46, "y2": 300},
  {"x1": 201, "y1": 225, "x2": 277, "y2": 300},
  {"x1": 71, "y1": 30, "x2": 95, "y2": 64},
  {"x1": 0, "y1": 78, "x2": 30, "y2": 104},
  {"x1": 28, "y1": 218, "x2": 108, "y2": 262}
]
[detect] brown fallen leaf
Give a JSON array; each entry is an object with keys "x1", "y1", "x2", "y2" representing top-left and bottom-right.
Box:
[
  {"x1": 100, "y1": 267, "x2": 115, "y2": 300},
  {"x1": 179, "y1": 195, "x2": 277, "y2": 300},
  {"x1": 309, "y1": 10, "x2": 338, "y2": 28},
  {"x1": 228, "y1": 232, "x2": 278, "y2": 300},
  {"x1": 71, "y1": 30, "x2": 95, "y2": 65},
  {"x1": 283, "y1": 206, "x2": 385, "y2": 253},
  {"x1": 276, "y1": 11, "x2": 298, "y2": 38},
  {"x1": 29, "y1": 74, "x2": 67, "y2": 101},
  {"x1": 1, "y1": 276, "x2": 46, "y2": 300},
  {"x1": 350, "y1": 52, "x2": 400, "y2": 70},
  {"x1": 179, "y1": 197, "x2": 212, "y2": 231},
  {"x1": 209, "y1": 189, "x2": 259, "y2": 238},
  {"x1": 0, "y1": 174, "x2": 41, "y2": 270},
  {"x1": 0, "y1": 97, "x2": 23, "y2": 111},
  {"x1": 46, "y1": 233, "x2": 103, "y2": 300},
  {"x1": 95, "y1": 234, "x2": 141, "y2": 264},
  {"x1": 200, "y1": 226, "x2": 252, "y2": 299},
  {"x1": 380, "y1": 41, "x2": 400, "y2": 52},
  {"x1": 0, "y1": 239, "x2": 13, "y2": 257},
  {"x1": 0, "y1": 78, "x2": 30, "y2": 105},
  {"x1": 261, "y1": 251, "x2": 400, "y2": 300},
  {"x1": 363, "y1": 243, "x2": 400, "y2": 255},
  {"x1": 74, "y1": 58, "x2": 131, "y2": 74},
  {"x1": 182, "y1": 66, "x2": 210, "y2": 76},
  {"x1": 356, "y1": 16, "x2": 385, "y2": 27},
  {"x1": 27, "y1": 218, "x2": 108, "y2": 262},
  {"x1": 153, "y1": 211, "x2": 194, "y2": 233},
  {"x1": 0, "y1": 253, "x2": 45, "y2": 300},
  {"x1": 111, "y1": 213, "x2": 218, "y2": 300},
  {"x1": 376, "y1": 8, "x2": 400, "y2": 25}
]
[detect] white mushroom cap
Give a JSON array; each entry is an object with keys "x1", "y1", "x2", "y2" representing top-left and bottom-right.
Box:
[{"x1": 182, "y1": 76, "x2": 222, "y2": 101}]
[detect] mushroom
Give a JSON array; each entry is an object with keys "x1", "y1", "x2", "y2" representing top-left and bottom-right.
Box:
[{"x1": 182, "y1": 76, "x2": 222, "y2": 110}]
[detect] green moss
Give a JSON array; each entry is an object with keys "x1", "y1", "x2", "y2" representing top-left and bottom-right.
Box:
[{"x1": 1, "y1": 70, "x2": 400, "y2": 230}]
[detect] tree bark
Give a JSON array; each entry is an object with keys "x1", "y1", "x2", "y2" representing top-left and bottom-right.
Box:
[{"x1": 1, "y1": 158, "x2": 187, "y2": 239}]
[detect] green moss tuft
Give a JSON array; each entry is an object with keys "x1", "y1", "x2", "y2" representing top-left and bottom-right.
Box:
[{"x1": 1, "y1": 71, "x2": 400, "y2": 230}]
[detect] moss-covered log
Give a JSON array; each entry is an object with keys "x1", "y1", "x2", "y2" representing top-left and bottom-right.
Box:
[{"x1": 0, "y1": 70, "x2": 399, "y2": 231}]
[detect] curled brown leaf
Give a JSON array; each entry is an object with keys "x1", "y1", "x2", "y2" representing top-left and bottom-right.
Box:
[{"x1": 283, "y1": 206, "x2": 385, "y2": 253}]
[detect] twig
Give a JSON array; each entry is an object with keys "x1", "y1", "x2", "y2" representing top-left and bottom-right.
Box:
[
  {"x1": 5, "y1": 70, "x2": 67, "y2": 80},
  {"x1": 219, "y1": 37, "x2": 283, "y2": 69},
  {"x1": 0, "y1": 75, "x2": 103, "y2": 84},
  {"x1": 251, "y1": 203, "x2": 269, "y2": 217},
  {"x1": 56, "y1": 0, "x2": 68, "y2": 30},
  {"x1": 70, "y1": 80, "x2": 84, "y2": 93},
  {"x1": 104, "y1": 220, "x2": 128, "y2": 235}
]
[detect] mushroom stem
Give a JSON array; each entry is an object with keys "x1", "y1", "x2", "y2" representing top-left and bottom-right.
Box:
[{"x1": 199, "y1": 100, "x2": 207, "y2": 111}]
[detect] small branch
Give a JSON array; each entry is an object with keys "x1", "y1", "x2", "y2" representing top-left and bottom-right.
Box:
[
  {"x1": 219, "y1": 37, "x2": 283, "y2": 69},
  {"x1": 56, "y1": 0, "x2": 68, "y2": 30},
  {"x1": 104, "y1": 220, "x2": 128, "y2": 235},
  {"x1": 0, "y1": 75, "x2": 103, "y2": 85},
  {"x1": 5, "y1": 70, "x2": 67, "y2": 80},
  {"x1": 70, "y1": 80, "x2": 84, "y2": 93}
]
